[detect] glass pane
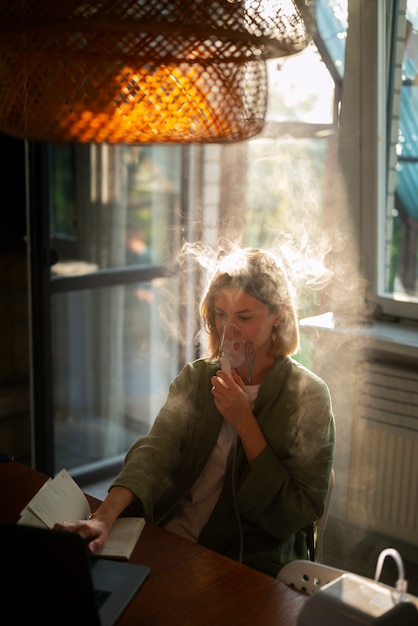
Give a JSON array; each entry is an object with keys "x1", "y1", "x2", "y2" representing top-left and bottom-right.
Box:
[
  {"x1": 266, "y1": 45, "x2": 335, "y2": 124},
  {"x1": 244, "y1": 135, "x2": 331, "y2": 369},
  {"x1": 242, "y1": 18, "x2": 339, "y2": 367},
  {"x1": 316, "y1": 0, "x2": 348, "y2": 78},
  {"x1": 52, "y1": 277, "x2": 180, "y2": 472},
  {"x1": 49, "y1": 144, "x2": 182, "y2": 274},
  {"x1": 384, "y1": 2, "x2": 418, "y2": 305},
  {"x1": 48, "y1": 143, "x2": 184, "y2": 477},
  {"x1": 245, "y1": 136, "x2": 329, "y2": 314}
]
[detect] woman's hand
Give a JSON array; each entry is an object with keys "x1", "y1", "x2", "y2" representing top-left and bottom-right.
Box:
[
  {"x1": 54, "y1": 485, "x2": 136, "y2": 553},
  {"x1": 54, "y1": 514, "x2": 111, "y2": 553},
  {"x1": 211, "y1": 369, "x2": 253, "y2": 429},
  {"x1": 211, "y1": 369, "x2": 267, "y2": 465}
]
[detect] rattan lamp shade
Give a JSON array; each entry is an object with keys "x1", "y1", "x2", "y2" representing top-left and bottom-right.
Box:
[{"x1": 0, "y1": 1, "x2": 314, "y2": 144}]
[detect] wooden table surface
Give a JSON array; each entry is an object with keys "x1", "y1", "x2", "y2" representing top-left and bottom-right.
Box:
[{"x1": 0, "y1": 460, "x2": 308, "y2": 626}]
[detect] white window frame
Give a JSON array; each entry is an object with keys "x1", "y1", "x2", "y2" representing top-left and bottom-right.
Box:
[{"x1": 362, "y1": 0, "x2": 418, "y2": 322}]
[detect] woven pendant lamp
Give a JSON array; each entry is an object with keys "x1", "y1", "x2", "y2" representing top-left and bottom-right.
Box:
[{"x1": 0, "y1": 1, "x2": 314, "y2": 144}]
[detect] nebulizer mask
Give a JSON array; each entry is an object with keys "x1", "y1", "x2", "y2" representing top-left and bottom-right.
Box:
[{"x1": 219, "y1": 324, "x2": 256, "y2": 384}]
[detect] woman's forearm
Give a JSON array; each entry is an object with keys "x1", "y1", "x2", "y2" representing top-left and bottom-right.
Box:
[{"x1": 90, "y1": 485, "x2": 136, "y2": 525}]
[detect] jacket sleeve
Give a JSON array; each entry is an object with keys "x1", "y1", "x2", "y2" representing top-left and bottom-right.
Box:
[
  {"x1": 236, "y1": 364, "x2": 335, "y2": 540},
  {"x1": 111, "y1": 363, "x2": 196, "y2": 518},
  {"x1": 110, "y1": 359, "x2": 220, "y2": 521}
]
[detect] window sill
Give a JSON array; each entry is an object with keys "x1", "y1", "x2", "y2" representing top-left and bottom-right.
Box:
[{"x1": 300, "y1": 311, "x2": 418, "y2": 360}]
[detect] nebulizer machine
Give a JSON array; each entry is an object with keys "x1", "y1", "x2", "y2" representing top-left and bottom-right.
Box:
[{"x1": 297, "y1": 548, "x2": 418, "y2": 625}]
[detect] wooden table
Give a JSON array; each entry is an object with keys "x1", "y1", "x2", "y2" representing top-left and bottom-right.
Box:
[{"x1": 0, "y1": 460, "x2": 308, "y2": 626}]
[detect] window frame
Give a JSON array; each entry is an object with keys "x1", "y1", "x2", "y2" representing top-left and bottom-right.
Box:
[{"x1": 362, "y1": 0, "x2": 418, "y2": 322}]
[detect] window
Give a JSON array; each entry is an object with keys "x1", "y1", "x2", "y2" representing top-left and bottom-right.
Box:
[
  {"x1": 213, "y1": 1, "x2": 346, "y2": 365},
  {"x1": 46, "y1": 144, "x2": 185, "y2": 478},
  {"x1": 31, "y1": 1, "x2": 347, "y2": 479},
  {"x1": 374, "y1": 0, "x2": 418, "y2": 320},
  {"x1": 385, "y1": 0, "x2": 418, "y2": 314}
]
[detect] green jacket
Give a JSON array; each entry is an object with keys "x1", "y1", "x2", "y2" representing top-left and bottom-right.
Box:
[{"x1": 112, "y1": 356, "x2": 335, "y2": 576}]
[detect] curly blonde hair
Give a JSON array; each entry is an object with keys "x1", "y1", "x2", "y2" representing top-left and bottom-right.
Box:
[{"x1": 199, "y1": 248, "x2": 299, "y2": 359}]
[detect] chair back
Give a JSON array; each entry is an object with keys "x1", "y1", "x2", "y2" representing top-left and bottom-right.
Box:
[{"x1": 314, "y1": 468, "x2": 335, "y2": 562}]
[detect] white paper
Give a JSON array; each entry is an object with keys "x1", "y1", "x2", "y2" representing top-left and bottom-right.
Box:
[{"x1": 18, "y1": 468, "x2": 90, "y2": 529}]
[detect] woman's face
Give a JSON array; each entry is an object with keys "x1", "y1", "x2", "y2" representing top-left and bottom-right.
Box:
[{"x1": 213, "y1": 287, "x2": 281, "y2": 356}]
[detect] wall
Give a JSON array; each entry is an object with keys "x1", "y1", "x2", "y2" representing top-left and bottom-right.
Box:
[
  {"x1": 303, "y1": 316, "x2": 418, "y2": 592},
  {"x1": 0, "y1": 134, "x2": 31, "y2": 464}
]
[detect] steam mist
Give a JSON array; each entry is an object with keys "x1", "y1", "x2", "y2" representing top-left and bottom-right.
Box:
[{"x1": 152, "y1": 136, "x2": 375, "y2": 580}]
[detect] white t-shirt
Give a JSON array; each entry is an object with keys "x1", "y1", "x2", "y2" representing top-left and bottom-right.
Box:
[{"x1": 164, "y1": 384, "x2": 260, "y2": 542}]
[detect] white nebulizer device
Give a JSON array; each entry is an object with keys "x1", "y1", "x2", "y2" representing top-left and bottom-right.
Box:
[
  {"x1": 297, "y1": 548, "x2": 418, "y2": 626},
  {"x1": 219, "y1": 324, "x2": 256, "y2": 383}
]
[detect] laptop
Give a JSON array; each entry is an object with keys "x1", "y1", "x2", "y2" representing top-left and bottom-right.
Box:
[{"x1": 0, "y1": 521, "x2": 150, "y2": 625}]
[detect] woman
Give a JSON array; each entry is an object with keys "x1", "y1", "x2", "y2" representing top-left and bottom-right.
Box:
[{"x1": 56, "y1": 247, "x2": 335, "y2": 576}]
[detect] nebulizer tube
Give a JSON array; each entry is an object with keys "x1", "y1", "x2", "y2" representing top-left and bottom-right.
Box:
[{"x1": 219, "y1": 323, "x2": 257, "y2": 563}]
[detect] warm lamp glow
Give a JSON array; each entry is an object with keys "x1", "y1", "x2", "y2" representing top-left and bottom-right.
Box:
[
  {"x1": 55, "y1": 62, "x2": 267, "y2": 143},
  {"x1": 0, "y1": 1, "x2": 314, "y2": 144}
]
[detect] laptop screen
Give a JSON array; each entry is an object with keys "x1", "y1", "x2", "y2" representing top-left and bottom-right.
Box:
[{"x1": 1, "y1": 521, "x2": 150, "y2": 626}]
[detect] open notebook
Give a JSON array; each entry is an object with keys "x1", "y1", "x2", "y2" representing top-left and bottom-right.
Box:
[{"x1": 1, "y1": 521, "x2": 150, "y2": 626}]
